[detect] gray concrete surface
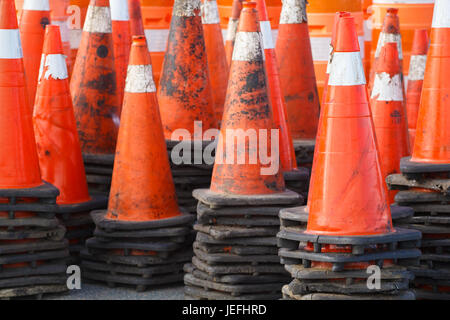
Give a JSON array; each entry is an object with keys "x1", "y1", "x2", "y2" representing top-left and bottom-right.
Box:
[{"x1": 46, "y1": 283, "x2": 185, "y2": 300}]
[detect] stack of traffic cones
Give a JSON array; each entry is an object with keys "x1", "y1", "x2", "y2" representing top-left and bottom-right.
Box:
[
  {"x1": 370, "y1": 42, "x2": 410, "y2": 204},
  {"x1": 202, "y1": 0, "x2": 228, "y2": 122},
  {"x1": 277, "y1": 15, "x2": 421, "y2": 300},
  {"x1": 0, "y1": 0, "x2": 69, "y2": 299},
  {"x1": 256, "y1": 0, "x2": 309, "y2": 198},
  {"x1": 369, "y1": 8, "x2": 405, "y2": 95},
  {"x1": 224, "y1": 0, "x2": 242, "y2": 67},
  {"x1": 386, "y1": 0, "x2": 450, "y2": 300},
  {"x1": 70, "y1": 0, "x2": 121, "y2": 196},
  {"x1": 184, "y1": 3, "x2": 303, "y2": 300},
  {"x1": 81, "y1": 36, "x2": 194, "y2": 291},
  {"x1": 406, "y1": 29, "x2": 429, "y2": 150},
  {"x1": 275, "y1": 0, "x2": 320, "y2": 168},
  {"x1": 19, "y1": 0, "x2": 51, "y2": 111},
  {"x1": 157, "y1": 0, "x2": 218, "y2": 215},
  {"x1": 33, "y1": 25, "x2": 108, "y2": 264}
]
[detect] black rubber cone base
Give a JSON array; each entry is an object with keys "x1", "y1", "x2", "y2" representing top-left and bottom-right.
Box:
[
  {"x1": 193, "y1": 189, "x2": 303, "y2": 208},
  {"x1": 0, "y1": 284, "x2": 68, "y2": 300},
  {"x1": 196, "y1": 231, "x2": 277, "y2": 246},
  {"x1": 293, "y1": 139, "x2": 315, "y2": 167},
  {"x1": 184, "y1": 285, "x2": 281, "y2": 300},
  {"x1": 54, "y1": 194, "x2": 108, "y2": 215},
  {"x1": 194, "y1": 224, "x2": 279, "y2": 240},
  {"x1": 387, "y1": 173, "x2": 450, "y2": 193},
  {"x1": 193, "y1": 247, "x2": 281, "y2": 264},
  {"x1": 193, "y1": 241, "x2": 277, "y2": 256},
  {"x1": 93, "y1": 225, "x2": 191, "y2": 239},
  {"x1": 400, "y1": 156, "x2": 450, "y2": 175},
  {"x1": 91, "y1": 208, "x2": 195, "y2": 232}
]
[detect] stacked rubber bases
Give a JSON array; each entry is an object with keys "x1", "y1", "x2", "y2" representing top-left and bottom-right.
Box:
[
  {"x1": 0, "y1": 183, "x2": 70, "y2": 299},
  {"x1": 278, "y1": 206, "x2": 422, "y2": 300},
  {"x1": 387, "y1": 158, "x2": 450, "y2": 300},
  {"x1": 81, "y1": 210, "x2": 195, "y2": 291},
  {"x1": 184, "y1": 189, "x2": 303, "y2": 300},
  {"x1": 82, "y1": 154, "x2": 114, "y2": 196},
  {"x1": 167, "y1": 140, "x2": 214, "y2": 215}
]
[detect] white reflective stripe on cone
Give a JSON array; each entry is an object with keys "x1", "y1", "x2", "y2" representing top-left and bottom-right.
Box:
[
  {"x1": 371, "y1": 72, "x2": 403, "y2": 101},
  {"x1": 38, "y1": 54, "x2": 69, "y2": 81},
  {"x1": 408, "y1": 55, "x2": 427, "y2": 81},
  {"x1": 110, "y1": 0, "x2": 130, "y2": 21},
  {"x1": 201, "y1": 0, "x2": 220, "y2": 24},
  {"x1": 84, "y1": 6, "x2": 113, "y2": 34},
  {"x1": 125, "y1": 65, "x2": 156, "y2": 93},
  {"x1": 432, "y1": 0, "x2": 450, "y2": 28},
  {"x1": 22, "y1": 0, "x2": 50, "y2": 11},
  {"x1": 0, "y1": 29, "x2": 23, "y2": 59},
  {"x1": 328, "y1": 52, "x2": 366, "y2": 86},
  {"x1": 232, "y1": 32, "x2": 264, "y2": 62},
  {"x1": 260, "y1": 21, "x2": 274, "y2": 50}
]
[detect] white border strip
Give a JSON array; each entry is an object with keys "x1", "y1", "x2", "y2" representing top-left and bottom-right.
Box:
[
  {"x1": 0, "y1": 29, "x2": 23, "y2": 59},
  {"x1": 260, "y1": 21, "x2": 274, "y2": 50},
  {"x1": 201, "y1": 0, "x2": 220, "y2": 24},
  {"x1": 328, "y1": 52, "x2": 366, "y2": 86}
]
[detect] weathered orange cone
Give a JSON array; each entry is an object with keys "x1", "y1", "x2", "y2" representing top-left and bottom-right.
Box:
[
  {"x1": 33, "y1": 24, "x2": 91, "y2": 205},
  {"x1": 370, "y1": 42, "x2": 410, "y2": 204},
  {"x1": 111, "y1": 0, "x2": 131, "y2": 110},
  {"x1": 275, "y1": 0, "x2": 320, "y2": 143},
  {"x1": 49, "y1": 0, "x2": 72, "y2": 77},
  {"x1": 202, "y1": 0, "x2": 228, "y2": 122},
  {"x1": 127, "y1": 0, "x2": 145, "y2": 37},
  {"x1": 19, "y1": 0, "x2": 51, "y2": 111},
  {"x1": 201, "y1": 1, "x2": 300, "y2": 203},
  {"x1": 406, "y1": 29, "x2": 429, "y2": 150},
  {"x1": 406, "y1": 0, "x2": 450, "y2": 170},
  {"x1": 307, "y1": 15, "x2": 392, "y2": 236},
  {"x1": 0, "y1": 0, "x2": 42, "y2": 189},
  {"x1": 157, "y1": 0, "x2": 217, "y2": 140},
  {"x1": 224, "y1": 0, "x2": 242, "y2": 67},
  {"x1": 70, "y1": 0, "x2": 120, "y2": 156},
  {"x1": 369, "y1": 8, "x2": 404, "y2": 95}
]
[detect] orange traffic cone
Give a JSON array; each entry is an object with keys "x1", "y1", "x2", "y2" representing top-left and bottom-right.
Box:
[
  {"x1": 406, "y1": 29, "x2": 429, "y2": 150},
  {"x1": 33, "y1": 24, "x2": 107, "y2": 262},
  {"x1": 70, "y1": 0, "x2": 120, "y2": 157},
  {"x1": 370, "y1": 42, "x2": 410, "y2": 204},
  {"x1": 200, "y1": 1, "x2": 300, "y2": 202},
  {"x1": 224, "y1": 0, "x2": 242, "y2": 67},
  {"x1": 157, "y1": 0, "x2": 217, "y2": 140},
  {"x1": 85, "y1": 36, "x2": 194, "y2": 289},
  {"x1": 111, "y1": 0, "x2": 131, "y2": 110},
  {"x1": 404, "y1": 0, "x2": 450, "y2": 171},
  {"x1": 307, "y1": 14, "x2": 393, "y2": 236},
  {"x1": 127, "y1": 0, "x2": 145, "y2": 37},
  {"x1": 277, "y1": 15, "x2": 420, "y2": 301},
  {"x1": 369, "y1": 8, "x2": 404, "y2": 95},
  {"x1": 202, "y1": 0, "x2": 228, "y2": 122},
  {"x1": 19, "y1": 0, "x2": 51, "y2": 111},
  {"x1": 275, "y1": 0, "x2": 320, "y2": 168},
  {"x1": 49, "y1": 0, "x2": 72, "y2": 77}
]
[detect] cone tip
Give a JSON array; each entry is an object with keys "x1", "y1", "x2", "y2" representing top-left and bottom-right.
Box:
[{"x1": 334, "y1": 15, "x2": 360, "y2": 52}]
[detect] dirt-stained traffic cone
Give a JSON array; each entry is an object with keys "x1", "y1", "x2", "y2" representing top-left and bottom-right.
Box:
[
  {"x1": 255, "y1": 0, "x2": 309, "y2": 198},
  {"x1": 277, "y1": 14, "x2": 421, "y2": 301},
  {"x1": 19, "y1": 0, "x2": 51, "y2": 111},
  {"x1": 127, "y1": 0, "x2": 145, "y2": 37},
  {"x1": 202, "y1": 0, "x2": 228, "y2": 122},
  {"x1": 111, "y1": 0, "x2": 131, "y2": 110},
  {"x1": 0, "y1": 1, "x2": 69, "y2": 298},
  {"x1": 369, "y1": 8, "x2": 404, "y2": 95},
  {"x1": 370, "y1": 42, "x2": 410, "y2": 204},
  {"x1": 70, "y1": 0, "x2": 120, "y2": 195},
  {"x1": 224, "y1": 0, "x2": 242, "y2": 67},
  {"x1": 33, "y1": 24, "x2": 107, "y2": 263},
  {"x1": 49, "y1": 0, "x2": 72, "y2": 77},
  {"x1": 158, "y1": 0, "x2": 217, "y2": 139},
  {"x1": 275, "y1": 0, "x2": 320, "y2": 168},
  {"x1": 84, "y1": 36, "x2": 194, "y2": 290},
  {"x1": 406, "y1": 29, "x2": 429, "y2": 150},
  {"x1": 186, "y1": 3, "x2": 303, "y2": 300},
  {"x1": 385, "y1": 1, "x2": 450, "y2": 300}
]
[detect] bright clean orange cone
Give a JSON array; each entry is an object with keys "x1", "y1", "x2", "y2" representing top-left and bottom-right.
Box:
[
  {"x1": 111, "y1": 0, "x2": 131, "y2": 110},
  {"x1": 0, "y1": 0, "x2": 42, "y2": 189},
  {"x1": 49, "y1": 0, "x2": 72, "y2": 77},
  {"x1": 407, "y1": 0, "x2": 450, "y2": 168},
  {"x1": 255, "y1": 0, "x2": 300, "y2": 180},
  {"x1": 275, "y1": 0, "x2": 320, "y2": 143},
  {"x1": 19, "y1": 0, "x2": 51, "y2": 111},
  {"x1": 202, "y1": 0, "x2": 228, "y2": 122},
  {"x1": 307, "y1": 14, "x2": 392, "y2": 236},
  {"x1": 127, "y1": 0, "x2": 145, "y2": 37},
  {"x1": 370, "y1": 42, "x2": 410, "y2": 204},
  {"x1": 224, "y1": 0, "x2": 242, "y2": 67},
  {"x1": 33, "y1": 25, "x2": 91, "y2": 205},
  {"x1": 157, "y1": 0, "x2": 217, "y2": 140},
  {"x1": 406, "y1": 29, "x2": 429, "y2": 150},
  {"x1": 369, "y1": 8, "x2": 404, "y2": 95},
  {"x1": 70, "y1": 0, "x2": 120, "y2": 157}
]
